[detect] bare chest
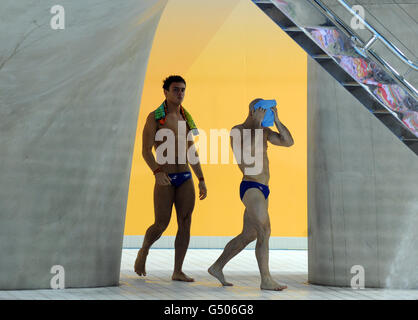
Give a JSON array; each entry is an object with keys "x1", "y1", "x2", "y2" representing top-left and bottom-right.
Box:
[
  {"x1": 239, "y1": 128, "x2": 268, "y2": 153},
  {"x1": 156, "y1": 113, "x2": 188, "y2": 141}
]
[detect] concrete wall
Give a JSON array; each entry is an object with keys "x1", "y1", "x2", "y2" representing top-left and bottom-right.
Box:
[
  {"x1": 307, "y1": 55, "x2": 418, "y2": 288},
  {"x1": 0, "y1": 0, "x2": 167, "y2": 289},
  {"x1": 308, "y1": 0, "x2": 417, "y2": 289}
]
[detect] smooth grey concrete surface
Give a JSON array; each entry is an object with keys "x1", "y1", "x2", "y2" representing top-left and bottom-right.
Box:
[
  {"x1": 308, "y1": 0, "x2": 418, "y2": 289},
  {"x1": 0, "y1": 0, "x2": 167, "y2": 289},
  {"x1": 307, "y1": 55, "x2": 418, "y2": 288}
]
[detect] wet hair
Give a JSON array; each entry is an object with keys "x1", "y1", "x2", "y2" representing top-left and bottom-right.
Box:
[
  {"x1": 163, "y1": 75, "x2": 186, "y2": 91},
  {"x1": 249, "y1": 98, "x2": 263, "y2": 112}
]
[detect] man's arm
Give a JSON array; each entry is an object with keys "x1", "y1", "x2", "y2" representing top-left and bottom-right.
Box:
[
  {"x1": 142, "y1": 112, "x2": 159, "y2": 171},
  {"x1": 266, "y1": 107, "x2": 294, "y2": 147},
  {"x1": 187, "y1": 139, "x2": 204, "y2": 179},
  {"x1": 142, "y1": 112, "x2": 171, "y2": 185},
  {"x1": 230, "y1": 125, "x2": 246, "y2": 175},
  {"x1": 187, "y1": 137, "x2": 207, "y2": 200}
]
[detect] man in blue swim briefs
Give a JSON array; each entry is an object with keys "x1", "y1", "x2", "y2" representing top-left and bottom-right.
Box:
[
  {"x1": 135, "y1": 75, "x2": 207, "y2": 282},
  {"x1": 208, "y1": 98, "x2": 294, "y2": 291}
]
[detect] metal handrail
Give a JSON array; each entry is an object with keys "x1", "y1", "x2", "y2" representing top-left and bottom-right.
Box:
[
  {"x1": 336, "y1": 0, "x2": 418, "y2": 71},
  {"x1": 253, "y1": 0, "x2": 418, "y2": 97},
  {"x1": 311, "y1": 0, "x2": 418, "y2": 98}
]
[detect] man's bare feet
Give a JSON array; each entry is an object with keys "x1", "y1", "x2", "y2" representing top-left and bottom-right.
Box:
[
  {"x1": 260, "y1": 278, "x2": 287, "y2": 291},
  {"x1": 134, "y1": 248, "x2": 148, "y2": 276},
  {"x1": 172, "y1": 271, "x2": 194, "y2": 282},
  {"x1": 208, "y1": 265, "x2": 233, "y2": 286}
]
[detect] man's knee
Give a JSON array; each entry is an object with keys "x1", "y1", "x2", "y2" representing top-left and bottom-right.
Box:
[
  {"x1": 154, "y1": 221, "x2": 170, "y2": 234},
  {"x1": 256, "y1": 223, "x2": 271, "y2": 240},
  {"x1": 244, "y1": 229, "x2": 257, "y2": 243},
  {"x1": 247, "y1": 209, "x2": 269, "y2": 229},
  {"x1": 177, "y1": 213, "x2": 192, "y2": 229}
]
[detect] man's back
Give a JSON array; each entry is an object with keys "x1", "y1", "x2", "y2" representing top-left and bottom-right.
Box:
[{"x1": 230, "y1": 124, "x2": 270, "y2": 185}]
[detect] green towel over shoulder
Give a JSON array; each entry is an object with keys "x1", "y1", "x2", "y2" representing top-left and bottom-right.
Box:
[{"x1": 154, "y1": 101, "x2": 199, "y2": 135}]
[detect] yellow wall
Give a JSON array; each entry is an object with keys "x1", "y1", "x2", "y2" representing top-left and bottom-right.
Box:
[{"x1": 124, "y1": 0, "x2": 307, "y2": 237}]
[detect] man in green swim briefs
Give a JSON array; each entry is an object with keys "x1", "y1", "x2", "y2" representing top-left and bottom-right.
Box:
[
  {"x1": 208, "y1": 98, "x2": 294, "y2": 291},
  {"x1": 135, "y1": 75, "x2": 207, "y2": 282}
]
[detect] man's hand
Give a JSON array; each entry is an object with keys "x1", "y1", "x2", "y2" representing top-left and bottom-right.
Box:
[
  {"x1": 155, "y1": 172, "x2": 171, "y2": 186},
  {"x1": 272, "y1": 106, "x2": 280, "y2": 123},
  {"x1": 198, "y1": 180, "x2": 207, "y2": 200},
  {"x1": 266, "y1": 106, "x2": 294, "y2": 147}
]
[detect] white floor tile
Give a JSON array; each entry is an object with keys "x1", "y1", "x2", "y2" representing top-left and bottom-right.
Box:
[{"x1": 0, "y1": 249, "x2": 417, "y2": 300}]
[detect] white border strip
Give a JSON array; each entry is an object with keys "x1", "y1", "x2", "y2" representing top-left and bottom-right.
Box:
[{"x1": 123, "y1": 236, "x2": 307, "y2": 250}]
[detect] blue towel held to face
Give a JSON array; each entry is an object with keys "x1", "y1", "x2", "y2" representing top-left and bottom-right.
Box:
[{"x1": 253, "y1": 99, "x2": 276, "y2": 127}]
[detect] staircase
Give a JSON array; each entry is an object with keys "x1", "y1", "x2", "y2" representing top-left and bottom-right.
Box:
[{"x1": 252, "y1": 0, "x2": 418, "y2": 154}]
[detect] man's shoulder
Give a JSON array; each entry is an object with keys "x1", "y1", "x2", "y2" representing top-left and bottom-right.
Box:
[
  {"x1": 146, "y1": 110, "x2": 156, "y2": 120},
  {"x1": 143, "y1": 111, "x2": 158, "y2": 129},
  {"x1": 231, "y1": 124, "x2": 243, "y2": 131}
]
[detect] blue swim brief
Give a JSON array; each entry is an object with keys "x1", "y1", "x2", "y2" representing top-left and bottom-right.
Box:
[
  {"x1": 239, "y1": 180, "x2": 270, "y2": 201},
  {"x1": 168, "y1": 172, "x2": 192, "y2": 188}
]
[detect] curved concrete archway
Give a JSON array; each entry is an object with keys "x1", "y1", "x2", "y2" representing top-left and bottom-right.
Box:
[{"x1": 0, "y1": 0, "x2": 167, "y2": 289}]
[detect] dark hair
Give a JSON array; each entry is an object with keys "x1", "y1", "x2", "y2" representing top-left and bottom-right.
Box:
[
  {"x1": 249, "y1": 98, "x2": 263, "y2": 112},
  {"x1": 163, "y1": 75, "x2": 186, "y2": 91}
]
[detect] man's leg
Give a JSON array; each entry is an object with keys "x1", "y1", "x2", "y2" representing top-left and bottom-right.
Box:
[
  {"x1": 243, "y1": 189, "x2": 287, "y2": 291},
  {"x1": 172, "y1": 178, "x2": 195, "y2": 282},
  {"x1": 208, "y1": 209, "x2": 257, "y2": 286},
  {"x1": 134, "y1": 183, "x2": 175, "y2": 276}
]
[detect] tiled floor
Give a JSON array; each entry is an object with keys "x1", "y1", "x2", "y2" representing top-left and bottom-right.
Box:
[{"x1": 0, "y1": 249, "x2": 417, "y2": 300}]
